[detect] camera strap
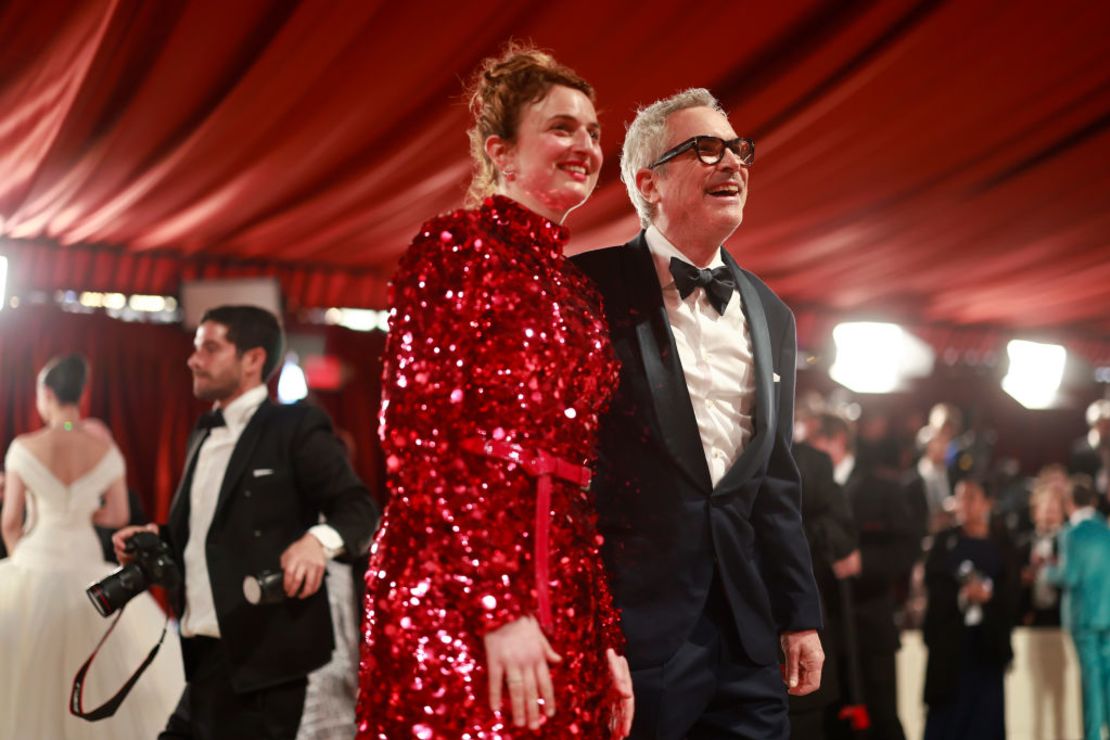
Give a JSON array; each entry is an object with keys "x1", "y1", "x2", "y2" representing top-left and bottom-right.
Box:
[{"x1": 69, "y1": 606, "x2": 171, "y2": 721}]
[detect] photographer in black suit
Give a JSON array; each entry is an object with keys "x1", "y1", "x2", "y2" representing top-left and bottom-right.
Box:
[{"x1": 114, "y1": 305, "x2": 377, "y2": 740}]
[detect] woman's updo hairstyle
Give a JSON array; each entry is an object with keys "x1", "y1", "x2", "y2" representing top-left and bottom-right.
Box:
[
  {"x1": 40, "y1": 354, "x2": 89, "y2": 405},
  {"x1": 465, "y1": 42, "x2": 594, "y2": 207}
]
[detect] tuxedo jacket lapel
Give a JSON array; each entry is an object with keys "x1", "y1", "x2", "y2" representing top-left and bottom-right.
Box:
[
  {"x1": 624, "y1": 235, "x2": 713, "y2": 491},
  {"x1": 713, "y1": 252, "x2": 775, "y2": 494},
  {"x1": 212, "y1": 401, "x2": 271, "y2": 523}
]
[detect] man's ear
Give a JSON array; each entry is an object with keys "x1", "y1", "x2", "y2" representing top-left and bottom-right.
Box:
[
  {"x1": 243, "y1": 346, "x2": 268, "y2": 381},
  {"x1": 635, "y1": 168, "x2": 660, "y2": 207}
]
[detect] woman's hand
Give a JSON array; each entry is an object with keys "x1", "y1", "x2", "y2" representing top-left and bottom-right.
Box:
[
  {"x1": 606, "y1": 648, "x2": 634, "y2": 738},
  {"x1": 483, "y1": 615, "x2": 562, "y2": 730}
]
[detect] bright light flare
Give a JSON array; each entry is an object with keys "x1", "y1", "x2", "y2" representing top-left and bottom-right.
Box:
[
  {"x1": 1002, "y1": 340, "x2": 1066, "y2": 409},
  {"x1": 0, "y1": 256, "x2": 7, "y2": 311},
  {"x1": 324, "y1": 307, "x2": 389, "y2": 332},
  {"x1": 277, "y1": 354, "x2": 309, "y2": 404},
  {"x1": 829, "y1": 322, "x2": 935, "y2": 393}
]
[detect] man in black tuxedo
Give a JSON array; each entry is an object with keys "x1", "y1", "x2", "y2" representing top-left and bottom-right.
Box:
[
  {"x1": 789, "y1": 440, "x2": 860, "y2": 740},
  {"x1": 809, "y1": 414, "x2": 920, "y2": 740},
  {"x1": 573, "y1": 88, "x2": 823, "y2": 739},
  {"x1": 114, "y1": 305, "x2": 377, "y2": 740}
]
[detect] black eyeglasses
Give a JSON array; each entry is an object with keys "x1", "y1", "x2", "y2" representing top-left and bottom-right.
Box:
[{"x1": 649, "y1": 136, "x2": 756, "y2": 169}]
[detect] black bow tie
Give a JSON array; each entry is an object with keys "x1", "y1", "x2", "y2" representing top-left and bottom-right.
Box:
[
  {"x1": 197, "y1": 409, "x2": 226, "y2": 431},
  {"x1": 668, "y1": 257, "x2": 736, "y2": 315}
]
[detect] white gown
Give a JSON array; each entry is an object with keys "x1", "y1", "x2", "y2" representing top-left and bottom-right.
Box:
[{"x1": 0, "y1": 439, "x2": 184, "y2": 740}]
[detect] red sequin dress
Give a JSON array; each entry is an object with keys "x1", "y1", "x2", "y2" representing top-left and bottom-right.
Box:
[{"x1": 356, "y1": 196, "x2": 623, "y2": 739}]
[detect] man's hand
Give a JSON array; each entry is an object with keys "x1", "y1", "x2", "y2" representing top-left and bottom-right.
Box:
[
  {"x1": 960, "y1": 578, "x2": 993, "y2": 605},
  {"x1": 780, "y1": 629, "x2": 824, "y2": 696},
  {"x1": 831, "y1": 549, "x2": 862, "y2": 579},
  {"x1": 111, "y1": 523, "x2": 160, "y2": 564},
  {"x1": 606, "y1": 648, "x2": 634, "y2": 738},
  {"x1": 279, "y1": 533, "x2": 327, "y2": 598},
  {"x1": 484, "y1": 616, "x2": 562, "y2": 731}
]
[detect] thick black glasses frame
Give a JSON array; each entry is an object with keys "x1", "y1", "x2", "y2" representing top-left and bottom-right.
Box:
[{"x1": 649, "y1": 135, "x2": 755, "y2": 169}]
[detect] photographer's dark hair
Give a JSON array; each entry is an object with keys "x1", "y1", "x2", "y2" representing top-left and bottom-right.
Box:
[
  {"x1": 964, "y1": 476, "x2": 997, "y2": 501},
  {"x1": 815, "y1": 413, "x2": 853, "y2": 447},
  {"x1": 40, "y1": 354, "x2": 89, "y2": 404},
  {"x1": 1071, "y1": 474, "x2": 1097, "y2": 509},
  {"x1": 200, "y1": 305, "x2": 285, "y2": 381}
]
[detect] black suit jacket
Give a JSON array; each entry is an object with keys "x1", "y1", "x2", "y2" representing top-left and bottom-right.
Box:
[
  {"x1": 164, "y1": 399, "x2": 377, "y2": 693},
  {"x1": 842, "y1": 462, "x2": 921, "y2": 655},
  {"x1": 790, "y1": 441, "x2": 856, "y2": 712},
  {"x1": 572, "y1": 234, "x2": 821, "y2": 668},
  {"x1": 922, "y1": 524, "x2": 1018, "y2": 706}
]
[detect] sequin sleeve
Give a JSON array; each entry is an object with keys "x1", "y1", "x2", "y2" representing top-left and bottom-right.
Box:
[{"x1": 379, "y1": 212, "x2": 541, "y2": 635}]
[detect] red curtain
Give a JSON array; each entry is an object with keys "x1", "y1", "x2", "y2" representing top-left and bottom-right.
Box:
[{"x1": 0, "y1": 306, "x2": 387, "y2": 521}]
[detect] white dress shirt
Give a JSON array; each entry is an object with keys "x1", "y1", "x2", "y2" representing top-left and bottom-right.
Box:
[
  {"x1": 181, "y1": 384, "x2": 343, "y2": 637},
  {"x1": 833, "y1": 454, "x2": 856, "y2": 487},
  {"x1": 645, "y1": 226, "x2": 756, "y2": 487},
  {"x1": 917, "y1": 456, "x2": 951, "y2": 522}
]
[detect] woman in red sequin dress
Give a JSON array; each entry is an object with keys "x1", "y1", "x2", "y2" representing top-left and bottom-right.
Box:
[{"x1": 355, "y1": 46, "x2": 633, "y2": 738}]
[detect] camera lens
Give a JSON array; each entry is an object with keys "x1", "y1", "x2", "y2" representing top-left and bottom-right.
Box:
[
  {"x1": 243, "y1": 570, "x2": 286, "y2": 606},
  {"x1": 86, "y1": 564, "x2": 149, "y2": 617}
]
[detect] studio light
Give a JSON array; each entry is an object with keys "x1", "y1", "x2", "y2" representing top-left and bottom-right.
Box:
[
  {"x1": 0, "y1": 255, "x2": 7, "y2": 311},
  {"x1": 323, "y1": 307, "x2": 390, "y2": 332},
  {"x1": 829, "y1": 322, "x2": 935, "y2": 393},
  {"x1": 277, "y1": 353, "x2": 309, "y2": 404},
  {"x1": 1002, "y1": 339, "x2": 1066, "y2": 409}
]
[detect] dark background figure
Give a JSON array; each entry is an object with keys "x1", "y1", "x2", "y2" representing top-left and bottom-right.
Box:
[
  {"x1": 905, "y1": 424, "x2": 955, "y2": 537},
  {"x1": 923, "y1": 479, "x2": 1019, "y2": 740},
  {"x1": 1070, "y1": 400, "x2": 1110, "y2": 501},
  {"x1": 113, "y1": 305, "x2": 377, "y2": 740},
  {"x1": 1016, "y1": 469, "x2": 1066, "y2": 628},
  {"x1": 788, "y1": 440, "x2": 859, "y2": 740},
  {"x1": 810, "y1": 413, "x2": 920, "y2": 740}
]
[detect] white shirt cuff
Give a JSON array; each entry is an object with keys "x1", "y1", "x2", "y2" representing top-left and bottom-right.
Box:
[{"x1": 308, "y1": 524, "x2": 345, "y2": 559}]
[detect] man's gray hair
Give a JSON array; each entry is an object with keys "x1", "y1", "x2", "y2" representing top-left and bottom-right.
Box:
[{"x1": 620, "y1": 88, "x2": 726, "y2": 228}]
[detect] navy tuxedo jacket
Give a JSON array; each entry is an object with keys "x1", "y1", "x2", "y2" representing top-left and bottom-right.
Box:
[
  {"x1": 572, "y1": 233, "x2": 821, "y2": 668},
  {"x1": 165, "y1": 400, "x2": 377, "y2": 692}
]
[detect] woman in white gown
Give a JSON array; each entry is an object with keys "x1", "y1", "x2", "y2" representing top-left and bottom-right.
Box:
[{"x1": 0, "y1": 354, "x2": 184, "y2": 739}]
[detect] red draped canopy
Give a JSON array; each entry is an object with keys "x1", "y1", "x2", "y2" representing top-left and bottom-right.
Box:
[
  {"x1": 2, "y1": 0, "x2": 1109, "y2": 522},
  {"x1": 2, "y1": 0, "x2": 1108, "y2": 343}
]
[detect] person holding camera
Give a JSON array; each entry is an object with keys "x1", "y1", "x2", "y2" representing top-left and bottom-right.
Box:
[
  {"x1": 1, "y1": 354, "x2": 185, "y2": 739},
  {"x1": 921, "y1": 479, "x2": 1019, "y2": 740},
  {"x1": 113, "y1": 305, "x2": 377, "y2": 740}
]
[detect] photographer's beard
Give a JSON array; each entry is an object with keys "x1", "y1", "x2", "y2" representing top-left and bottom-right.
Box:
[{"x1": 191, "y1": 365, "x2": 243, "y2": 404}]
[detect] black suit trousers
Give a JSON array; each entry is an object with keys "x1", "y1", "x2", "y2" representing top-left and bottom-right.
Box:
[
  {"x1": 158, "y1": 637, "x2": 306, "y2": 740},
  {"x1": 629, "y1": 576, "x2": 788, "y2": 740}
]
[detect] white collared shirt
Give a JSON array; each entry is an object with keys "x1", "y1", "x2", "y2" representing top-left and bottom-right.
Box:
[
  {"x1": 1070, "y1": 507, "x2": 1097, "y2": 527},
  {"x1": 833, "y1": 455, "x2": 856, "y2": 487},
  {"x1": 917, "y1": 456, "x2": 951, "y2": 521},
  {"x1": 181, "y1": 384, "x2": 343, "y2": 637},
  {"x1": 645, "y1": 225, "x2": 755, "y2": 487}
]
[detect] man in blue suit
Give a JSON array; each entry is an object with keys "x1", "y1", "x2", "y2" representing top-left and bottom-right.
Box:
[
  {"x1": 1045, "y1": 474, "x2": 1110, "y2": 740},
  {"x1": 573, "y1": 88, "x2": 822, "y2": 739}
]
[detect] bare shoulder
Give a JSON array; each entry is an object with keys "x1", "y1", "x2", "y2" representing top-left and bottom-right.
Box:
[{"x1": 79, "y1": 418, "x2": 116, "y2": 444}]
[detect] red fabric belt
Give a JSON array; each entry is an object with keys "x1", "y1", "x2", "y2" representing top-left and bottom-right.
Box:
[{"x1": 460, "y1": 437, "x2": 592, "y2": 632}]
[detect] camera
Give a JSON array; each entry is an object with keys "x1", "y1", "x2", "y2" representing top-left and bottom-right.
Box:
[
  {"x1": 957, "y1": 560, "x2": 985, "y2": 585},
  {"x1": 86, "y1": 531, "x2": 181, "y2": 617}
]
